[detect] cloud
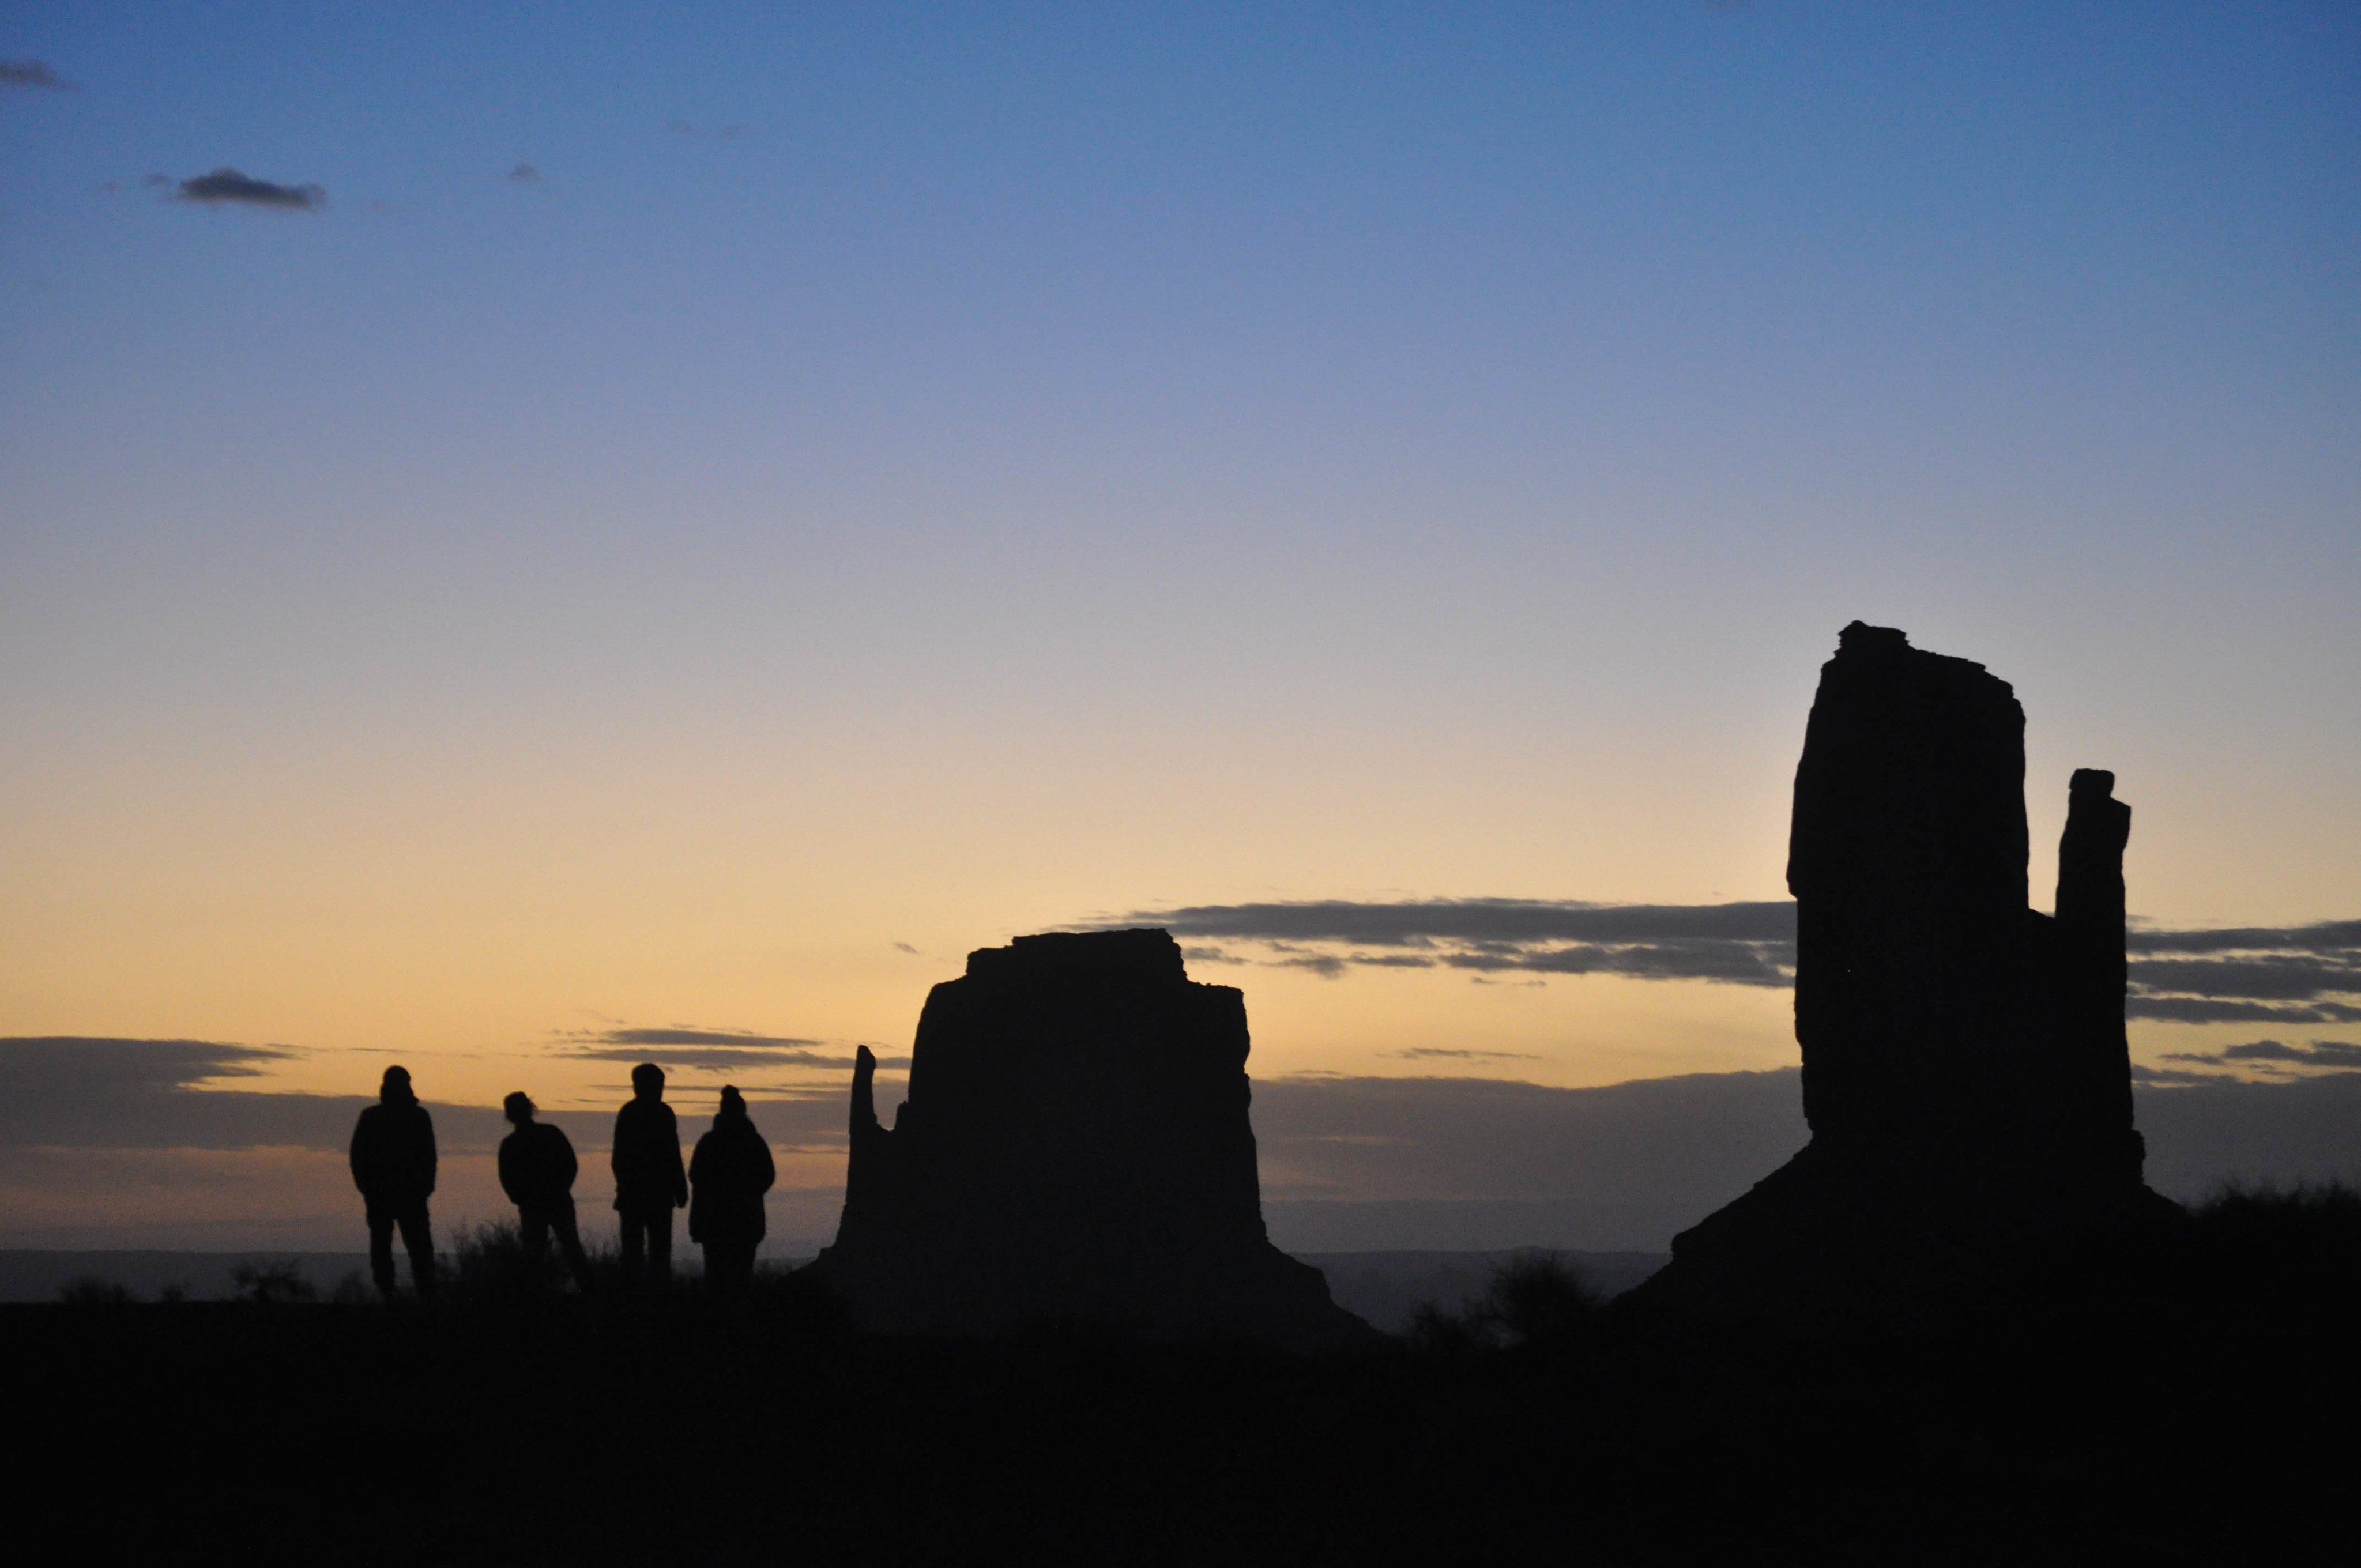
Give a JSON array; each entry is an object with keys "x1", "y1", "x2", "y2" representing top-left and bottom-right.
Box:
[
  {"x1": 174, "y1": 168, "x2": 325, "y2": 210},
  {"x1": 1387, "y1": 1048, "x2": 1539, "y2": 1061},
  {"x1": 552, "y1": 1026, "x2": 905, "y2": 1073},
  {"x1": 1109, "y1": 899, "x2": 2361, "y2": 1013},
  {"x1": 2129, "y1": 1063, "x2": 2235, "y2": 1087},
  {"x1": 568, "y1": 1045, "x2": 886, "y2": 1071},
  {"x1": 2128, "y1": 997, "x2": 2361, "y2": 1025},
  {"x1": 0, "y1": 60, "x2": 71, "y2": 91},
  {"x1": 2128, "y1": 955, "x2": 2360, "y2": 1002},
  {"x1": 12, "y1": 1046, "x2": 2361, "y2": 1253},
  {"x1": 582, "y1": 1027, "x2": 822, "y2": 1049},
  {"x1": 2122, "y1": 929, "x2": 2361, "y2": 1023},
  {"x1": 2159, "y1": 1038, "x2": 2361, "y2": 1072},
  {"x1": 1129, "y1": 899, "x2": 1799, "y2": 946},
  {"x1": 1106, "y1": 899, "x2": 1799, "y2": 987},
  {"x1": 1, "y1": 1036, "x2": 291, "y2": 1092},
  {"x1": 2126, "y1": 919, "x2": 2361, "y2": 956},
  {"x1": 0, "y1": 1036, "x2": 864, "y2": 1157},
  {"x1": 0, "y1": 1036, "x2": 398, "y2": 1151},
  {"x1": 665, "y1": 119, "x2": 747, "y2": 140},
  {"x1": 506, "y1": 163, "x2": 543, "y2": 183}
]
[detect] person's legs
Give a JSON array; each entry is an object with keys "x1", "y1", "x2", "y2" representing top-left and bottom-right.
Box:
[
  {"x1": 646, "y1": 1206, "x2": 673, "y2": 1282},
  {"x1": 396, "y1": 1203, "x2": 436, "y2": 1300},
  {"x1": 366, "y1": 1204, "x2": 398, "y2": 1299},
  {"x1": 619, "y1": 1211, "x2": 647, "y2": 1283},
  {"x1": 519, "y1": 1207, "x2": 551, "y2": 1267},
  {"x1": 551, "y1": 1201, "x2": 593, "y2": 1291}
]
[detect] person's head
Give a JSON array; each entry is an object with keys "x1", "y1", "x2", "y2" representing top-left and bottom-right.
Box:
[
  {"x1": 717, "y1": 1085, "x2": 747, "y2": 1124},
  {"x1": 631, "y1": 1063, "x2": 665, "y2": 1101},
  {"x1": 381, "y1": 1065, "x2": 415, "y2": 1105},
  {"x1": 503, "y1": 1091, "x2": 534, "y2": 1127}
]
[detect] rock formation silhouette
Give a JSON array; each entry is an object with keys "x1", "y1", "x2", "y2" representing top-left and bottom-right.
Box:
[
  {"x1": 1636, "y1": 622, "x2": 2179, "y2": 1317},
  {"x1": 807, "y1": 928, "x2": 1371, "y2": 1345}
]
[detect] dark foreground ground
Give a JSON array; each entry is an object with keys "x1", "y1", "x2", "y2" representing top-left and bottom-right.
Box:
[{"x1": 17, "y1": 1192, "x2": 2360, "y2": 1566}]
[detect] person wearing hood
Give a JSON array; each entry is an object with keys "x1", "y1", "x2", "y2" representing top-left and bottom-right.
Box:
[
  {"x1": 499, "y1": 1092, "x2": 594, "y2": 1292},
  {"x1": 688, "y1": 1086, "x2": 775, "y2": 1298},
  {"x1": 349, "y1": 1065, "x2": 438, "y2": 1301}
]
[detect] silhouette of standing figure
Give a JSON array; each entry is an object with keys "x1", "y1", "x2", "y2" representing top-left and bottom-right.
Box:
[
  {"x1": 612, "y1": 1064, "x2": 687, "y2": 1287},
  {"x1": 500, "y1": 1092, "x2": 594, "y2": 1292},
  {"x1": 349, "y1": 1065, "x2": 438, "y2": 1302},
  {"x1": 689, "y1": 1086, "x2": 775, "y2": 1298}
]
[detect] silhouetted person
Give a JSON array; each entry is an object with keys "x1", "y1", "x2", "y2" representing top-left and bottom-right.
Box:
[
  {"x1": 612, "y1": 1063, "x2": 687, "y2": 1286},
  {"x1": 500, "y1": 1092, "x2": 594, "y2": 1292},
  {"x1": 689, "y1": 1086, "x2": 775, "y2": 1298},
  {"x1": 349, "y1": 1065, "x2": 437, "y2": 1302}
]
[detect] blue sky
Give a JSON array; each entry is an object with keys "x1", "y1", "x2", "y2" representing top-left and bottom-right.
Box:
[{"x1": 2, "y1": 5, "x2": 2357, "y2": 1118}]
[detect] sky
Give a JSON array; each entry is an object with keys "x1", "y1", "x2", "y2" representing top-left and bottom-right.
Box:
[{"x1": 3, "y1": 4, "x2": 2358, "y2": 1247}]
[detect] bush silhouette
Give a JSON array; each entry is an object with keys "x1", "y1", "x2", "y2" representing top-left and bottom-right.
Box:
[
  {"x1": 232, "y1": 1261, "x2": 316, "y2": 1304},
  {"x1": 1412, "y1": 1250, "x2": 1605, "y2": 1354},
  {"x1": 59, "y1": 1276, "x2": 132, "y2": 1307}
]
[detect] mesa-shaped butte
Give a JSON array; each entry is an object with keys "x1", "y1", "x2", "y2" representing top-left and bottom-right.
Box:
[{"x1": 805, "y1": 928, "x2": 1372, "y2": 1346}]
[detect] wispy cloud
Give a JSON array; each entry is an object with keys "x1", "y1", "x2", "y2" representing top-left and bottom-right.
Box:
[
  {"x1": 665, "y1": 119, "x2": 747, "y2": 140},
  {"x1": 1105, "y1": 899, "x2": 1798, "y2": 987},
  {"x1": 1110, "y1": 899, "x2": 2361, "y2": 1013},
  {"x1": 0, "y1": 60, "x2": 71, "y2": 91},
  {"x1": 551, "y1": 1026, "x2": 905, "y2": 1073},
  {"x1": 587, "y1": 1027, "x2": 822, "y2": 1049},
  {"x1": 2160, "y1": 1038, "x2": 2361, "y2": 1075},
  {"x1": 174, "y1": 168, "x2": 325, "y2": 211},
  {"x1": 506, "y1": 163, "x2": 543, "y2": 184},
  {"x1": 2124, "y1": 920, "x2": 2361, "y2": 1023}
]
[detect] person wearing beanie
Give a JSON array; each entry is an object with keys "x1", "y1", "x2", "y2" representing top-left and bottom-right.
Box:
[{"x1": 687, "y1": 1086, "x2": 775, "y2": 1298}]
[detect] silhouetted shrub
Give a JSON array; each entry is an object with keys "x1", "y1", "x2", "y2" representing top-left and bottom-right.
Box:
[
  {"x1": 59, "y1": 1276, "x2": 132, "y2": 1306},
  {"x1": 331, "y1": 1271, "x2": 374, "y2": 1305},
  {"x1": 1411, "y1": 1250, "x2": 1606, "y2": 1354},
  {"x1": 2188, "y1": 1182, "x2": 2361, "y2": 1309},
  {"x1": 1406, "y1": 1298, "x2": 1486, "y2": 1355},
  {"x1": 443, "y1": 1219, "x2": 539, "y2": 1302},
  {"x1": 232, "y1": 1261, "x2": 316, "y2": 1304},
  {"x1": 441, "y1": 1219, "x2": 613, "y2": 1306}
]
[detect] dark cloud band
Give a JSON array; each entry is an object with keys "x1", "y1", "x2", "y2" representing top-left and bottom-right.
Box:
[
  {"x1": 549, "y1": 1026, "x2": 907, "y2": 1073},
  {"x1": 1113, "y1": 899, "x2": 1799, "y2": 987},
  {"x1": 1112, "y1": 899, "x2": 2361, "y2": 1012},
  {"x1": 0, "y1": 1038, "x2": 853, "y2": 1154}
]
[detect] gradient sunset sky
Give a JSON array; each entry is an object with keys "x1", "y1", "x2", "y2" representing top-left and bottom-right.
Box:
[{"x1": 5, "y1": 2, "x2": 2357, "y2": 1141}]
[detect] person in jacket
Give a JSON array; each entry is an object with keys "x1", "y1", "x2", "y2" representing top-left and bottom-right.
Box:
[
  {"x1": 499, "y1": 1091, "x2": 594, "y2": 1292},
  {"x1": 612, "y1": 1063, "x2": 687, "y2": 1286},
  {"x1": 349, "y1": 1065, "x2": 438, "y2": 1301},
  {"x1": 688, "y1": 1086, "x2": 775, "y2": 1298}
]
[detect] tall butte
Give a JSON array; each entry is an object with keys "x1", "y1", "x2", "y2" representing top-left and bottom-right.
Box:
[
  {"x1": 1636, "y1": 623, "x2": 2179, "y2": 1317},
  {"x1": 805, "y1": 928, "x2": 1371, "y2": 1345}
]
